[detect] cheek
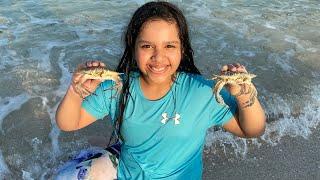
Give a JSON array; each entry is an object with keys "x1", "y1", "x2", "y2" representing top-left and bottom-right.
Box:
[
  {"x1": 135, "y1": 52, "x2": 146, "y2": 64},
  {"x1": 135, "y1": 52, "x2": 150, "y2": 70},
  {"x1": 170, "y1": 51, "x2": 182, "y2": 65}
]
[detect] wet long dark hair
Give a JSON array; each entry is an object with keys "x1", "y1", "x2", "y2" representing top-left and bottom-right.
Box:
[{"x1": 111, "y1": 1, "x2": 201, "y2": 143}]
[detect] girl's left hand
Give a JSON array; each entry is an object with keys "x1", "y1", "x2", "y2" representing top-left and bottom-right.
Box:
[
  {"x1": 220, "y1": 63, "x2": 249, "y2": 96},
  {"x1": 220, "y1": 63, "x2": 247, "y2": 74}
]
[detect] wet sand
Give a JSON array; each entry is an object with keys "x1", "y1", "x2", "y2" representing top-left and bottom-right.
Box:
[{"x1": 203, "y1": 128, "x2": 320, "y2": 180}]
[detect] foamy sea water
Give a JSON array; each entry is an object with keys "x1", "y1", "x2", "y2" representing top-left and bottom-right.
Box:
[{"x1": 0, "y1": 0, "x2": 319, "y2": 179}]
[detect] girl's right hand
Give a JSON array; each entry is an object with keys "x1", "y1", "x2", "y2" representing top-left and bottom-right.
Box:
[{"x1": 71, "y1": 60, "x2": 106, "y2": 99}]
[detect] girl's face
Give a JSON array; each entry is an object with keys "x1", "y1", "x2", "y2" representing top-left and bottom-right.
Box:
[{"x1": 135, "y1": 19, "x2": 182, "y2": 85}]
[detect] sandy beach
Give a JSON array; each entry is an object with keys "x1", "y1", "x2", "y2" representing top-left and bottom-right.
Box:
[{"x1": 203, "y1": 128, "x2": 320, "y2": 180}]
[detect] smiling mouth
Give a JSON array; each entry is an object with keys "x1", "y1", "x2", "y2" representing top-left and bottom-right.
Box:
[{"x1": 148, "y1": 64, "x2": 168, "y2": 74}]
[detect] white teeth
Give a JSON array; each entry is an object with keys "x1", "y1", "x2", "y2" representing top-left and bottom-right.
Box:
[{"x1": 150, "y1": 66, "x2": 166, "y2": 72}]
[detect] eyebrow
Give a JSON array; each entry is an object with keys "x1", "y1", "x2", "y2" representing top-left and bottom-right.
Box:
[{"x1": 137, "y1": 40, "x2": 180, "y2": 44}]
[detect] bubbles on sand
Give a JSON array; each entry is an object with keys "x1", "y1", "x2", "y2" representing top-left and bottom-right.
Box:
[
  {"x1": 267, "y1": 50, "x2": 298, "y2": 75},
  {"x1": 22, "y1": 170, "x2": 33, "y2": 180},
  {"x1": 30, "y1": 137, "x2": 43, "y2": 152},
  {"x1": 0, "y1": 149, "x2": 10, "y2": 178}
]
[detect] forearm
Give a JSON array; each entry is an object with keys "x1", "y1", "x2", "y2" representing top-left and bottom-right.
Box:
[
  {"x1": 235, "y1": 93, "x2": 266, "y2": 137},
  {"x1": 56, "y1": 86, "x2": 83, "y2": 131}
]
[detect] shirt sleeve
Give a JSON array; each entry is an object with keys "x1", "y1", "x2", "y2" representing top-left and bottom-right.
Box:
[
  {"x1": 81, "y1": 80, "x2": 117, "y2": 120},
  {"x1": 208, "y1": 86, "x2": 238, "y2": 127}
]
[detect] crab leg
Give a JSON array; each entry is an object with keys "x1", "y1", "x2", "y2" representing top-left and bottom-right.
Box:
[
  {"x1": 214, "y1": 80, "x2": 226, "y2": 105},
  {"x1": 75, "y1": 83, "x2": 94, "y2": 99},
  {"x1": 74, "y1": 75, "x2": 98, "y2": 99}
]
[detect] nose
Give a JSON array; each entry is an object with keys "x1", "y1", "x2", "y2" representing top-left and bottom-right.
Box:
[{"x1": 151, "y1": 48, "x2": 165, "y2": 62}]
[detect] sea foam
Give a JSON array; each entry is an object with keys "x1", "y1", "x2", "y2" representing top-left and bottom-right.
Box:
[
  {"x1": 0, "y1": 93, "x2": 30, "y2": 133},
  {"x1": 206, "y1": 84, "x2": 320, "y2": 157}
]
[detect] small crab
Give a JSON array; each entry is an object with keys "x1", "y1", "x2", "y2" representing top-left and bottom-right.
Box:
[
  {"x1": 74, "y1": 67, "x2": 123, "y2": 99},
  {"x1": 212, "y1": 72, "x2": 257, "y2": 107}
]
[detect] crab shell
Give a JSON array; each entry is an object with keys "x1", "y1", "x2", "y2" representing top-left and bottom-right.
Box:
[
  {"x1": 75, "y1": 67, "x2": 123, "y2": 99},
  {"x1": 212, "y1": 73, "x2": 256, "y2": 105},
  {"x1": 81, "y1": 67, "x2": 122, "y2": 81}
]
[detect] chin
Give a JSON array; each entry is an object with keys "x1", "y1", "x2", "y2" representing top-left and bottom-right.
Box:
[{"x1": 148, "y1": 74, "x2": 173, "y2": 84}]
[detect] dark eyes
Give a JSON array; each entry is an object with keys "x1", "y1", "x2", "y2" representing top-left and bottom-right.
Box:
[
  {"x1": 166, "y1": 45, "x2": 176, "y2": 48},
  {"x1": 140, "y1": 45, "x2": 176, "y2": 49},
  {"x1": 141, "y1": 45, "x2": 151, "y2": 48}
]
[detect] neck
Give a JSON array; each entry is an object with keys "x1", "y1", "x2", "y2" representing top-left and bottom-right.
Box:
[{"x1": 139, "y1": 76, "x2": 174, "y2": 100}]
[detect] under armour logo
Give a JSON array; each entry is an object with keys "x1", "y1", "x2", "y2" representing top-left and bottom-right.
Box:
[
  {"x1": 161, "y1": 113, "x2": 181, "y2": 125},
  {"x1": 161, "y1": 113, "x2": 169, "y2": 124}
]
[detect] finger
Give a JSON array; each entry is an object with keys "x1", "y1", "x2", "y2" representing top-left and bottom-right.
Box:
[
  {"x1": 221, "y1": 65, "x2": 228, "y2": 73},
  {"x1": 92, "y1": 61, "x2": 101, "y2": 67},
  {"x1": 99, "y1": 61, "x2": 106, "y2": 67},
  {"x1": 233, "y1": 63, "x2": 242, "y2": 71},
  {"x1": 227, "y1": 64, "x2": 237, "y2": 72},
  {"x1": 231, "y1": 63, "x2": 248, "y2": 73},
  {"x1": 86, "y1": 61, "x2": 94, "y2": 67},
  {"x1": 94, "y1": 60, "x2": 106, "y2": 68},
  {"x1": 86, "y1": 60, "x2": 105, "y2": 68},
  {"x1": 234, "y1": 63, "x2": 241, "y2": 68},
  {"x1": 237, "y1": 64, "x2": 247, "y2": 73}
]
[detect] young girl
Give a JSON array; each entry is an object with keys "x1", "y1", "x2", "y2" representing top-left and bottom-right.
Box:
[{"x1": 55, "y1": 1, "x2": 266, "y2": 179}]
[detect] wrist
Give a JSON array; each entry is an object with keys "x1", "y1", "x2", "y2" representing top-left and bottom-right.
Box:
[
  {"x1": 233, "y1": 84, "x2": 257, "y2": 108},
  {"x1": 235, "y1": 93, "x2": 252, "y2": 103}
]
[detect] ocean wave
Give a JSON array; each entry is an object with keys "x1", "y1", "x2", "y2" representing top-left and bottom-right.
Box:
[{"x1": 206, "y1": 84, "x2": 320, "y2": 157}]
